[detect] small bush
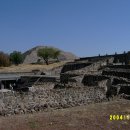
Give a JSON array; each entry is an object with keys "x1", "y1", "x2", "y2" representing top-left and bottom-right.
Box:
[
  {"x1": 0, "y1": 52, "x2": 10, "y2": 67},
  {"x1": 10, "y1": 51, "x2": 23, "y2": 65}
]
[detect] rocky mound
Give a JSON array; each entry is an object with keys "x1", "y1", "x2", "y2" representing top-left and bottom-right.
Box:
[{"x1": 23, "y1": 46, "x2": 78, "y2": 64}]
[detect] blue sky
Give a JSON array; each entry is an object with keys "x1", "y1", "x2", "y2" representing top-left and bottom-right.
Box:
[{"x1": 0, "y1": 0, "x2": 130, "y2": 57}]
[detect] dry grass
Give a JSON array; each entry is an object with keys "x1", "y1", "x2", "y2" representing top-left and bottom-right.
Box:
[
  {"x1": 0, "y1": 99, "x2": 130, "y2": 130},
  {"x1": 0, "y1": 61, "x2": 67, "y2": 73}
]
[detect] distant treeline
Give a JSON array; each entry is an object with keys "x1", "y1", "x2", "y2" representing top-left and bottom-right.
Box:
[{"x1": 0, "y1": 51, "x2": 23, "y2": 67}]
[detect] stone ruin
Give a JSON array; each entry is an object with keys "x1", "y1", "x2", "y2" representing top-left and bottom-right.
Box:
[
  {"x1": 1, "y1": 55, "x2": 130, "y2": 116},
  {"x1": 60, "y1": 56, "x2": 130, "y2": 99}
]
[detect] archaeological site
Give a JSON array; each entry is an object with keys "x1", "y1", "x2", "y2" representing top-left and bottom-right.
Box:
[{"x1": 0, "y1": 51, "x2": 130, "y2": 116}]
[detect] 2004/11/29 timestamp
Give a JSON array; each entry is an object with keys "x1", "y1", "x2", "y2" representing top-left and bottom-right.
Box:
[{"x1": 110, "y1": 115, "x2": 130, "y2": 120}]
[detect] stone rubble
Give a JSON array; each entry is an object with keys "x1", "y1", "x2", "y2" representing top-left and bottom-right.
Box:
[{"x1": 0, "y1": 87, "x2": 107, "y2": 116}]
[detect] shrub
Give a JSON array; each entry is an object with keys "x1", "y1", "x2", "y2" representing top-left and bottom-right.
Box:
[
  {"x1": 10, "y1": 51, "x2": 23, "y2": 65},
  {"x1": 0, "y1": 52, "x2": 10, "y2": 67}
]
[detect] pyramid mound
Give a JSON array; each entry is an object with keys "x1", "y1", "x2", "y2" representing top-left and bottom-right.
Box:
[{"x1": 23, "y1": 46, "x2": 78, "y2": 64}]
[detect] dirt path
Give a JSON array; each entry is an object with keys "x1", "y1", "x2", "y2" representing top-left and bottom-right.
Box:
[{"x1": 0, "y1": 99, "x2": 130, "y2": 130}]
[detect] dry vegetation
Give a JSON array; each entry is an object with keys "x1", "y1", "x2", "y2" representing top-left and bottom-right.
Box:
[
  {"x1": 0, "y1": 99, "x2": 130, "y2": 130},
  {"x1": 0, "y1": 61, "x2": 67, "y2": 73}
]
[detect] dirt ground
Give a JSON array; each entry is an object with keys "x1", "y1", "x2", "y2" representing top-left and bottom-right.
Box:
[
  {"x1": 0, "y1": 99, "x2": 130, "y2": 130},
  {"x1": 0, "y1": 61, "x2": 67, "y2": 73}
]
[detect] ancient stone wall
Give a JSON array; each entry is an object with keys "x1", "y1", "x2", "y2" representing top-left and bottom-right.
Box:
[
  {"x1": 63, "y1": 58, "x2": 114, "y2": 75},
  {"x1": 61, "y1": 62, "x2": 92, "y2": 73},
  {"x1": 60, "y1": 58, "x2": 113, "y2": 84},
  {"x1": 112, "y1": 78, "x2": 130, "y2": 85},
  {"x1": 15, "y1": 76, "x2": 58, "y2": 90},
  {"x1": 82, "y1": 75, "x2": 109, "y2": 86},
  {"x1": 118, "y1": 85, "x2": 130, "y2": 95},
  {"x1": 75, "y1": 56, "x2": 114, "y2": 62},
  {"x1": 45, "y1": 66, "x2": 63, "y2": 76},
  {"x1": 0, "y1": 87, "x2": 106, "y2": 116},
  {"x1": 107, "y1": 65, "x2": 130, "y2": 69},
  {"x1": 102, "y1": 70, "x2": 130, "y2": 79},
  {"x1": 60, "y1": 73, "x2": 80, "y2": 83}
]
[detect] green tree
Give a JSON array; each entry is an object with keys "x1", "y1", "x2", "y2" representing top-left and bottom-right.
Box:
[
  {"x1": 10, "y1": 51, "x2": 23, "y2": 65},
  {"x1": 52, "y1": 49, "x2": 61, "y2": 62},
  {"x1": 37, "y1": 47, "x2": 60, "y2": 65},
  {"x1": 0, "y1": 52, "x2": 10, "y2": 67}
]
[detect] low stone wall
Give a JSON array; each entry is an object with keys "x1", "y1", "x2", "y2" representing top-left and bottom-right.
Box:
[
  {"x1": 112, "y1": 77, "x2": 130, "y2": 85},
  {"x1": 76, "y1": 56, "x2": 114, "y2": 63},
  {"x1": 45, "y1": 66, "x2": 63, "y2": 76},
  {"x1": 118, "y1": 85, "x2": 130, "y2": 95},
  {"x1": 0, "y1": 87, "x2": 106, "y2": 116},
  {"x1": 63, "y1": 58, "x2": 113, "y2": 75},
  {"x1": 60, "y1": 59, "x2": 111, "y2": 84},
  {"x1": 82, "y1": 75, "x2": 109, "y2": 86},
  {"x1": 16, "y1": 76, "x2": 58, "y2": 90},
  {"x1": 60, "y1": 73, "x2": 80, "y2": 83},
  {"x1": 107, "y1": 65, "x2": 130, "y2": 69},
  {"x1": 102, "y1": 70, "x2": 130, "y2": 79},
  {"x1": 61, "y1": 62, "x2": 92, "y2": 73}
]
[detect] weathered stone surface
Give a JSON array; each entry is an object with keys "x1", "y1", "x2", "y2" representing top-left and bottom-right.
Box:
[
  {"x1": 102, "y1": 69, "x2": 130, "y2": 79},
  {"x1": 0, "y1": 87, "x2": 107, "y2": 116}
]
